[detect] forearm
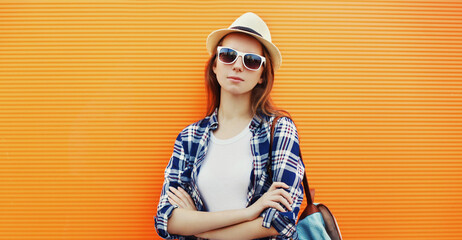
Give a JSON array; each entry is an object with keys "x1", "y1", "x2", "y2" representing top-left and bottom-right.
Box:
[
  {"x1": 196, "y1": 217, "x2": 279, "y2": 240},
  {"x1": 167, "y1": 207, "x2": 256, "y2": 236}
]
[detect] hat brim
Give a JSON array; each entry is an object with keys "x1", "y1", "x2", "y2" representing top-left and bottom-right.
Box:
[{"x1": 206, "y1": 28, "x2": 282, "y2": 71}]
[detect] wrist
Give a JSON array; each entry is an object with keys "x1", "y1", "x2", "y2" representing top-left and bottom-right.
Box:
[{"x1": 245, "y1": 204, "x2": 261, "y2": 221}]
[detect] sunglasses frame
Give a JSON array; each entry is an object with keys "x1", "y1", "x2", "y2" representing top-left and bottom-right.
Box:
[{"x1": 216, "y1": 46, "x2": 266, "y2": 71}]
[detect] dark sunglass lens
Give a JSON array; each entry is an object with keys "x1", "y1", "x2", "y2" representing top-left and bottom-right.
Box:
[
  {"x1": 244, "y1": 54, "x2": 262, "y2": 70},
  {"x1": 218, "y1": 48, "x2": 237, "y2": 63}
]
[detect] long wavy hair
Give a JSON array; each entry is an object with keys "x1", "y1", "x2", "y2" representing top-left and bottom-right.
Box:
[{"x1": 204, "y1": 37, "x2": 289, "y2": 118}]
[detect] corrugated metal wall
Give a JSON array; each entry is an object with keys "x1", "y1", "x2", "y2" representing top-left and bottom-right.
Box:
[{"x1": 1, "y1": 1, "x2": 461, "y2": 239}]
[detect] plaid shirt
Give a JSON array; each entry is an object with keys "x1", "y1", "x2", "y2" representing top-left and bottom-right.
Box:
[{"x1": 154, "y1": 109, "x2": 305, "y2": 240}]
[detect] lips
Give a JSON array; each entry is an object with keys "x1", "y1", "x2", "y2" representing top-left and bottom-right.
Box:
[{"x1": 228, "y1": 76, "x2": 244, "y2": 82}]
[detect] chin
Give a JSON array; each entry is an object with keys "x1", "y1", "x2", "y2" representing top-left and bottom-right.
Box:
[{"x1": 229, "y1": 90, "x2": 253, "y2": 96}]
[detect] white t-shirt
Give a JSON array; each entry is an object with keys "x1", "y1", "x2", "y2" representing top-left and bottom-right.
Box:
[{"x1": 196, "y1": 121, "x2": 253, "y2": 212}]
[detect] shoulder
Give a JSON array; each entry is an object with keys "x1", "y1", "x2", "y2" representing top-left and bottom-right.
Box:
[
  {"x1": 176, "y1": 115, "x2": 213, "y2": 140},
  {"x1": 271, "y1": 115, "x2": 298, "y2": 132},
  {"x1": 270, "y1": 115, "x2": 299, "y2": 143}
]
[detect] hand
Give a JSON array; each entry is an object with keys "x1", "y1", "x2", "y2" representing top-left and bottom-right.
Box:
[
  {"x1": 247, "y1": 182, "x2": 294, "y2": 220},
  {"x1": 167, "y1": 186, "x2": 197, "y2": 211}
]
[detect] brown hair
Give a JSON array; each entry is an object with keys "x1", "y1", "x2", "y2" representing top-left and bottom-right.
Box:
[{"x1": 204, "y1": 37, "x2": 289, "y2": 118}]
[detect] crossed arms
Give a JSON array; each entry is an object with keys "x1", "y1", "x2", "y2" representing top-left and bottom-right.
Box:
[
  {"x1": 167, "y1": 182, "x2": 293, "y2": 239},
  {"x1": 155, "y1": 117, "x2": 304, "y2": 239}
]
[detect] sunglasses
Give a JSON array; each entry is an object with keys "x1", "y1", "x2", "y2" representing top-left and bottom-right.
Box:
[{"x1": 217, "y1": 46, "x2": 266, "y2": 71}]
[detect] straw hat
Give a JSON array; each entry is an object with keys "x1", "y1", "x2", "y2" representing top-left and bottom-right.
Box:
[{"x1": 206, "y1": 12, "x2": 282, "y2": 71}]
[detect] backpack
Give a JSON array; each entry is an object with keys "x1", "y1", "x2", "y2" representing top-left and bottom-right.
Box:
[{"x1": 268, "y1": 116, "x2": 342, "y2": 240}]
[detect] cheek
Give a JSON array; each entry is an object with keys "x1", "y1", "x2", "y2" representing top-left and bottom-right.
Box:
[
  {"x1": 214, "y1": 63, "x2": 234, "y2": 80},
  {"x1": 213, "y1": 62, "x2": 225, "y2": 75},
  {"x1": 214, "y1": 64, "x2": 228, "y2": 85},
  {"x1": 253, "y1": 70, "x2": 264, "y2": 82}
]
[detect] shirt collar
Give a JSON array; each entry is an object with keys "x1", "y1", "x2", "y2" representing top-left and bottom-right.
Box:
[
  {"x1": 209, "y1": 107, "x2": 266, "y2": 132},
  {"x1": 210, "y1": 108, "x2": 219, "y2": 130}
]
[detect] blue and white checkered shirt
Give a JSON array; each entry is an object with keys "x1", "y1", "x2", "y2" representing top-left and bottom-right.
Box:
[{"x1": 154, "y1": 108, "x2": 305, "y2": 240}]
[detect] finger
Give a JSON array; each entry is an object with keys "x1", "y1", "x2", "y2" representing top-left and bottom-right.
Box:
[
  {"x1": 167, "y1": 195, "x2": 179, "y2": 206},
  {"x1": 267, "y1": 194, "x2": 292, "y2": 211},
  {"x1": 178, "y1": 187, "x2": 195, "y2": 206},
  {"x1": 167, "y1": 190, "x2": 181, "y2": 205},
  {"x1": 277, "y1": 195, "x2": 293, "y2": 211},
  {"x1": 168, "y1": 188, "x2": 186, "y2": 207},
  {"x1": 171, "y1": 187, "x2": 196, "y2": 210},
  {"x1": 274, "y1": 182, "x2": 290, "y2": 189},
  {"x1": 169, "y1": 187, "x2": 188, "y2": 202},
  {"x1": 169, "y1": 186, "x2": 182, "y2": 196},
  {"x1": 268, "y1": 201, "x2": 286, "y2": 212},
  {"x1": 270, "y1": 182, "x2": 290, "y2": 191},
  {"x1": 175, "y1": 187, "x2": 191, "y2": 202},
  {"x1": 171, "y1": 187, "x2": 194, "y2": 209},
  {"x1": 276, "y1": 188, "x2": 294, "y2": 205}
]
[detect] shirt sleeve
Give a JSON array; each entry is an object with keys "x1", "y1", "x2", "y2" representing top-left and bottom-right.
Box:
[
  {"x1": 260, "y1": 117, "x2": 305, "y2": 240},
  {"x1": 154, "y1": 132, "x2": 189, "y2": 240}
]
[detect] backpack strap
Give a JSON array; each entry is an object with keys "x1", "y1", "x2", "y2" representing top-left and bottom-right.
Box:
[{"x1": 267, "y1": 116, "x2": 314, "y2": 208}]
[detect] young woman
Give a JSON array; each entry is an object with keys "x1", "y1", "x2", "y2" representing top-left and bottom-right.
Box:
[{"x1": 155, "y1": 12, "x2": 305, "y2": 240}]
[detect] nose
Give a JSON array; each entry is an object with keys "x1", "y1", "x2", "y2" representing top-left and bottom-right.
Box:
[{"x1": 232, "y1": 56, "x2": 244, "y2": 72}]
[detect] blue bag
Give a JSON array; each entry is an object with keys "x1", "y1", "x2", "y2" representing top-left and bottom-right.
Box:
[
  {"x1": 296, "y1": 207, "x2": 330, "y2": 239},
  {"x1": 269, "y1": 116, "x2": 342, "y2": 240},
  {"x1": 296, "y1": 199, "x2": 342, "y2": 240}
]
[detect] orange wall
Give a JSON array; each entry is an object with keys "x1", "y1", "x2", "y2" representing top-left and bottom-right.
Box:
[{"x1": 1, "y1": 1, "x2": 462, "y2": 239}]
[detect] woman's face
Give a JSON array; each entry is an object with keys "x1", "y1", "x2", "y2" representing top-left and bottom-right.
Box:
[{"x1": 213, "y1": 33, "x2": 264, "y2": 97}]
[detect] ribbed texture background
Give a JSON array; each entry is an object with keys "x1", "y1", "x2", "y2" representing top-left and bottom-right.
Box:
[{"x1": 1, "y1": 1, "x2": 461, "y2": 239}]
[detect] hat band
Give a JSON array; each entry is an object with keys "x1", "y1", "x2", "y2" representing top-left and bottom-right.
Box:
[{"x1": 230, "y1": 26, "x2": 262, "y2": 37}]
